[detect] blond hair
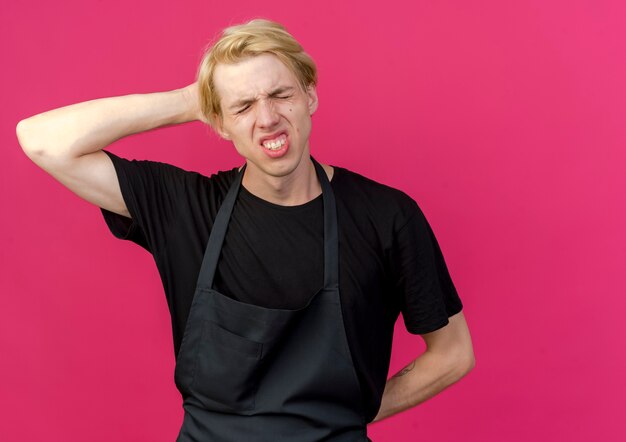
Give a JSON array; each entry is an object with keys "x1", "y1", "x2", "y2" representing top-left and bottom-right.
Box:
[{"x1": 197, "y1": 19, "x2": 318, "y2": 128}]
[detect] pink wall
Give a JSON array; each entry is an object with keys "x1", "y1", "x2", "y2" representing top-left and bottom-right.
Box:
[{"x1": 3, "y1": 1, "x2": 625, "y2": 440}]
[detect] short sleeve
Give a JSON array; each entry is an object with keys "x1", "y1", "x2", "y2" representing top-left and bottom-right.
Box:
[
  {"x1": 391, "y1": 203, "x2": 463, "y2": 334},
  {"x1": 100, "y1": 149, "x2": 189, "y2": 254}
]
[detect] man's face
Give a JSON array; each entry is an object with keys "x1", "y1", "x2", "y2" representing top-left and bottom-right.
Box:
[{"x1": 213, "y1": 53, "x2": 318, "y2": 183}]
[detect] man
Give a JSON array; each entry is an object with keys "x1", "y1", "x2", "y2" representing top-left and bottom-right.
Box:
[{"x1": 17, "y1": 18, "x2": 474, "y2": 441}]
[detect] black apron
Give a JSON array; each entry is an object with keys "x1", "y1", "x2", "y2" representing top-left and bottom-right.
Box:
[{"x1": 174, "y1": 157, "x2": 369, "y2": 441}]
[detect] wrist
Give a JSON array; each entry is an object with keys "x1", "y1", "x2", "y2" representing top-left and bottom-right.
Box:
[{"x1": 177, "y1": 83, "x2": 204, "y2": 124}]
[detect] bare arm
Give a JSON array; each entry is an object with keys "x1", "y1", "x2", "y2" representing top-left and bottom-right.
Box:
[
  {"x1": 16, "y1": 82, "x2": 204, "y2": 218},
  {"x1": 371, "y1": 311, "x2": 475, "y2": 423}
]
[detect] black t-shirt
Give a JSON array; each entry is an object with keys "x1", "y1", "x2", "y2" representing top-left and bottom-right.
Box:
[{"x1": 100, "y1": 149, "x2": 463, "y2": 423}]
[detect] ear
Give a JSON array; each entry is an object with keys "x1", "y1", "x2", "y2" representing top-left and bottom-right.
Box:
[
  {"x1": 306, "y1": 85, "x2": 319, "y2": 116},
  {"x1": 214, "y1": 116, "x2": 231, "y2": 140}
]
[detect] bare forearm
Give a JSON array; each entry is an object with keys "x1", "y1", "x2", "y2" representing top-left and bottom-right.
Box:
[
  {"x1": 17, "y1": 85, "x2": 199, "y2": 159},
  {"x1": 372, "y1": 351, "x2": 469, "y2": 423}
]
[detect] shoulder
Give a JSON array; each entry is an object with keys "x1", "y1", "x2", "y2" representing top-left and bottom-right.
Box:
[
  {"x1": 103, "y1": 149, "x2": 239, "y2": 194},
  {"x1": 184, "y1": 165, "x2": 239, "y2": 196},
  {"x1": 332, "y1": 165, "x2": 420, "y2": 225}
]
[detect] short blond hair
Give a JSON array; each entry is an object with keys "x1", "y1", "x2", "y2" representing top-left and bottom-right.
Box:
[{"x1": 197, "y1": 19, "x2": 318, "y2": 129}]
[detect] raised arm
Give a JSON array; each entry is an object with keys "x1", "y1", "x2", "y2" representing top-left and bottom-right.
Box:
[{"x1": 16, "y1": 82, "x2": 204, "y2": 218}]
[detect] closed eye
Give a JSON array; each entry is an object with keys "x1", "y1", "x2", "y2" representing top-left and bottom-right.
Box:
[
  {"x1": 235, "y1": 94, "x2": 292, "y2": 114},
  {"x1": 235, "y1": 105, "x2": 250, "y2": 114}
]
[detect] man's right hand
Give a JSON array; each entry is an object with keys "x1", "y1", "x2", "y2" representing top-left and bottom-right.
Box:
[{"x1": 181, "y1": 81, "x2": 209, "y2": 125}]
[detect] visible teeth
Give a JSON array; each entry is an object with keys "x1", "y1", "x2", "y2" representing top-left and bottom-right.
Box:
[{"x1": 262, "y1": 134, "x2": 287, "y2": 150}]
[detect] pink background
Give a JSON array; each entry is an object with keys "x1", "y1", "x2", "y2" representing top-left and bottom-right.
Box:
[{"x1": 2, "y1": 1, "x2": 625, "y2": 441}]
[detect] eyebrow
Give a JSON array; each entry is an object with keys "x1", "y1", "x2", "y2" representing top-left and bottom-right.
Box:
[{"x1": 228, "y1": 86, "x2": 296, "y2": 111}]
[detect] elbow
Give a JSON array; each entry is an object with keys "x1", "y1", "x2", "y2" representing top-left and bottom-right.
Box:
[
  {"x1": 17, "y1": 118, "x2": 68, "y2": 165},
  {"x1": 453, "y1": 350, "x2": 475, "y2": 379},
  {"x1": 437, "y1": 342, "x2": 474, "y2": 380},
  {"x1": 16, "y1": 119, "x2": 31, "y2": 152},
  {"x1": 464, "y1": 352, "x2": 476, "y2": 374},
  {"x1": 16, "y1": 118, "x2": 42, "y2": 158}
]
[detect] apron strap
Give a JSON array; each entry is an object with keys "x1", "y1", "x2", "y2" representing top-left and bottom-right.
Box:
[
  {"x1": 195, "y1": 162, "x2": 245, "y2": 289},
  {"x1": 196, "y1": 156, "x2": 339, "y2": 291},
  {"x1": 311, "y1": 157, "x2": 339, "y2": 290}
]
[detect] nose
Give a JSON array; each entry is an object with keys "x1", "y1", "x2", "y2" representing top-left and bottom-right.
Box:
[{"x1": 256, "y1": 98, "x2": 280, "y2": 128}]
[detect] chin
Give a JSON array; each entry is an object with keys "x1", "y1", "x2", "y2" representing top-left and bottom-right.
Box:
[
  {"x1": 260, "y1": 160, "x2": 300, "y2": 178},
  {"x1": 251, "y1": 149, "x2": 308, "y2": 175}
]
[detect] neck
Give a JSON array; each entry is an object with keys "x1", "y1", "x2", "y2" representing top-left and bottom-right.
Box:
[{"x1": 242, "y1": 156, "x2": 321, "y2": 206}]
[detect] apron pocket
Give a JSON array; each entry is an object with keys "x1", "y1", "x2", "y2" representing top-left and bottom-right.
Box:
[{"x1": 191, "y1": 320, "x2": 263, "y2": 412}]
